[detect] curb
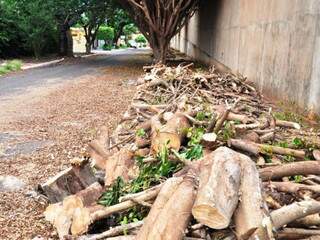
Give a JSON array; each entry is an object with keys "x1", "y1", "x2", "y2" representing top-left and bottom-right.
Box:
[{"x1": 21, "y1": 58, "x2": 65, "y2": 70}]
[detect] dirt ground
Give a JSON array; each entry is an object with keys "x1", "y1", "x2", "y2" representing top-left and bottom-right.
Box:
[{"x1": 0, "y1": 61, "x2": 147, "y2": 239}]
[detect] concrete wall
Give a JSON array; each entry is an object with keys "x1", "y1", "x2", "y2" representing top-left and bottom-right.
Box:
[{"x1": 171, "y1": 0, "x2": 320, "y2": 114}]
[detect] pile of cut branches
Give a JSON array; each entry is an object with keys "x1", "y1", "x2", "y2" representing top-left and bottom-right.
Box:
[{"x1": 41, "y1": 63, "x2": 320, "y2": 240}]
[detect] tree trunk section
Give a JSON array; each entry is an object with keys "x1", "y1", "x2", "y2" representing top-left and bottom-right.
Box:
[
  {"x1": 59, "y1": 24, "x2": 73, "y2": 57},
  {"x1": 66, "y1": 28, "x2": 74, "y2": 57},
  {"x1": 40, "y1": 163, "x2": 97, "y2": 203},
  {"x1": 105, "y1": 148, "x2": 137, "y2": 187},
  {"x1": 234, "y1": 155, "x2": 269, "y2": 240},
  {"x1": 137, "y1": 171, "x2": 197, "y2": 240},
  {"x1": 192, "y1": 147, "x2": 241, "y2": 229},
  {"x1": 113, "y1": 23, "x2": 126, "y2": 46},
  {"x1": 85, "y1": 42, "x2": 91, "y2": 54},
  {"x1": 151, "y1": 112, "x2": 190, "y2": 154},
  {"x1": 136, "y1": 177, "x2": 183, "y2": 239}
]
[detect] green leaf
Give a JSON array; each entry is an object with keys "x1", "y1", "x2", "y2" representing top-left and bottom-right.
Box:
[{"x1": 136, "y1": 128, "x2": 146, "y2": 137}]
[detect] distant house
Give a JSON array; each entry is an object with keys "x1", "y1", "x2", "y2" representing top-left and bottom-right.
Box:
[{"x1": 71, "y1": 28, "x2": 86, "y2": 53}]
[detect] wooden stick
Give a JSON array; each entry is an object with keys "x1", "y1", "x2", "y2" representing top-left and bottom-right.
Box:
[
  {"x1": 228, "y1": 139, "x2": 306, "y2": 158},
  {"x1": 265, "y1": 181, "x2": 320, "y2": 195},
  {"x1": 78, "y1": 221, "x2": 143, "y2": 240},
  {"x1": 290, "y1": 214, "x2": 320, "y2": 228},
  {"x1": 90, "y1": 186, "x2": 161, "y2": 222},
  {"x1": 213, "y1": 105, "x2": 250, "y2": 123},
  {"x1": 277, "y1": 228, "x2": 320, "y2": 239},
  {"x1": 270, "y1": 200, "x2": 320, "y2": 229},
  {"x1": 213, "y1": 105, "x2": 231, "y2": 133},
  {"x1": 131, "y1": 103, "x2": 167, "y2": 113},
  {"x1": 276, "y1": 119, "x2": 301, "y2": 129},
  {"x1": 235, "y1": 122, "x2": 264, "y2": 130},
  {"x1": 260, "y1": 131, "x2": 275, "y2": 143},
  {"x1": 259, "y1": 161, "x2": 320, "y2": 181},
  {"x1": 119, "y1": 184, "x2": 164, "y2": 202}
]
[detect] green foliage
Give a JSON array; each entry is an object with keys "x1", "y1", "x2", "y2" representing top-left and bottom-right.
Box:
[
  {"x1": 177, "y1": 127, "x2": 204, "y2": 160},
  {"x1": 119, "y1": 43, "x2": 128, "y2": 49},
  {"x1": 289, "y1": 175, "x2": 303, "y2": 183},
  {"x1": 98, "y1": 144, "x2": 181, "y2": 224},
  {"x1": 123, "y1": 23, "x2": 138, "y2": 37},
  {"x1": 97, "y1": 26, "x2": 115, "y2": 42},
  {"x1": 282, "y1": 155, "x2": 296, "y2": 163},
  {"x1": 99, "y1": 144, "x2": 180, "y2": 207},
  {"x1": 220, "y1": 121, "x2": 235, "y2": 141},
  {"x1": 273, "y1": 111, "x2": 303, "y2": 125},
  {"x1": 78, "y1": 0, "x2": 112, "y2": 52},
  {"x1": 99, "y1": 177, "x2": 125, "y2": 206},
  {"x1": 135, "y1": 34, "x2": 147, "y2": 44},
  {"x1": 136, "y1": 128, "x2": 146, "y2": 137},
  {"x1": 107, "y1": 7, "x2": 132, "y2": 44},
  {"x1": 186, "y1": 127, "x2": 205, "y2": 146},
  {"x1": 292, "y1": 137, "x2": 305, "y2": 148},
  {"x1": 102, "y1": 44, "x2": 112, "y2": 51},
  {"x1": 195, "y1": 111, "x2": 212, "y2": 121},
  {"x1": 276, "y1": 141, "x2": 289, "y2": 148},
  {"x1": 0, "y1": 60, "x2": 22, "y2": 75}
]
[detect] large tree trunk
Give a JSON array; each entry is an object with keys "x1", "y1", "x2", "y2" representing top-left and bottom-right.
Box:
[
  {"x1": 85, "y1": 42, "x2": 91, "y2": 54},
  {"x1": 113, "y1": 22, "x2": 126, "y2": 46},
  {"x1": 59, "y1": 23, "x2": 74, "y2": 57},
  {"x1": 119, "y1": 0, "x2": 200, "y2": 64},
  {"x1": 148, "y1": 34, "x2": 170, "y2": 64}
]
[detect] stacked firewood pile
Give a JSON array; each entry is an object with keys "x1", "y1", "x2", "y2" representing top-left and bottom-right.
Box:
[{"x1": 40, "y1": 63, "x2": 320, "y2": 240}]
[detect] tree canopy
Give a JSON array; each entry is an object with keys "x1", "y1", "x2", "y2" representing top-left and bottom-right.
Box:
[{"x1": 0, "y1": 0, "x2": 198, "y2": 61}]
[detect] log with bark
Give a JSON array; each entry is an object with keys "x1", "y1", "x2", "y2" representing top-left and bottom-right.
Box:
[
  {"x1": 44, "y1": 182, "x2": 103, "y2": 238},
  {"x1": 105, "y1": 148, "x2": 138, "y2": 187},
  {"x1": 151, "y1": 112, "x2": 190, "y2": 154},
  {"x1": 270, "y1": 200, "x2": 320, "y2": 230},
  {"x1": 192, "y1": 147, "x2": 241, "y2": 229},
  {"x1": 137, "y1": 170, "x2": 198, "y2": 240},
  {"x1": 87, "y1": 126, "x2": 110, "y2": 169},
  {"x1": 234, "y1": 154, "x2": 269, "y2": 240},
  {"x1": 277, "y1": 228, "x2": 320, "y2": 239},
  {"x1": 40, "y1": 162, "x2": 97, "y2": 203},
  {"x1": 259, "y1": 161, "x2": 320, "y2": 181},
  {"x1": 228, "y1": 139, "x2": 306, "y2": 158}
]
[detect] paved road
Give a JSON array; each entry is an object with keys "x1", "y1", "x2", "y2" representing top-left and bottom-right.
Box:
[{"x1": 0, "y1": 49, "x2": 151, "y2": 97}]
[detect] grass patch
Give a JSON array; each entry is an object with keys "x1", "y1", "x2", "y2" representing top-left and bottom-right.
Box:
[
  {"x1": 0, "y1": 60, "x2": 22, "y2": 75},
  {"x1": 273, "y1": 111, "x2": 303, "y2": 124}
]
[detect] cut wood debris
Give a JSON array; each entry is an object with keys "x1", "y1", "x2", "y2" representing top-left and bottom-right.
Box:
[{"x1": 40, "y1": 63, "x2": 320, "y2": 239}]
